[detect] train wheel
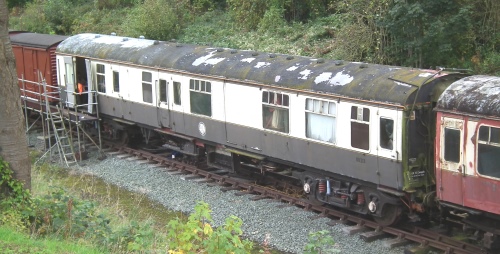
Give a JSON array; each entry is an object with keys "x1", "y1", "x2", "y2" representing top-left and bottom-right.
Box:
[
  {"x1": 303, "y1": 180, "x2": 323, "y2": 206},
  {"x1": 373, "y1": 204, "x2": 402, "y2": 226}
]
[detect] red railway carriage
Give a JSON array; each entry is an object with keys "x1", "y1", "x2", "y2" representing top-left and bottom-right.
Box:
[
  {"x1": 435, "y1": 75, "x2": 500, "y2": 216},
  {"x1": 9, "y1": 32, "x2": 68, "y2": 102}
]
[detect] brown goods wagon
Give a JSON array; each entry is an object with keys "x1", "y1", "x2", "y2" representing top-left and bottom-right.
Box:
[{"x1": 9, "y1": 32, "x2": 68, "y2": 103}]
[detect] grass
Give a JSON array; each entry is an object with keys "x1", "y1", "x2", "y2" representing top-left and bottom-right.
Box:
[
  {"x1": 0, "y1": 226, "x2": 104, "y2": 254},
  {"x1": 1, "y1": 150, "x2": 283, "y2": 253}
]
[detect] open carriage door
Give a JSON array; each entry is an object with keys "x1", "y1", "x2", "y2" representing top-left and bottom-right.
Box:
[
  {"x1": 85, "y1": 59, "x2": 95, "y2": 113},
  {"x1": 438, "y1": 117, "x2": 464, "y2": 205},
  {"x1": 63, "y1": 56, "x2": 76, "y2": 108}
]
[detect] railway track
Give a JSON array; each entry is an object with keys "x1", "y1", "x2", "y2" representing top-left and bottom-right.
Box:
[{"x1": 99, "y1": 141, "x2": 490, "y2": 254}]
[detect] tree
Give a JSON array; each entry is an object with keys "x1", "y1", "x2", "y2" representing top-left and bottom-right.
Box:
[{"x1": 0, "y1": 0, "x2": 31, "y2": 190}]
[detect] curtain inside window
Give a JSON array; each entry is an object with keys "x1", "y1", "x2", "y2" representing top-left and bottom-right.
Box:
[{"x1": 306, "y1": 113, "x2": 336, "y2": 143}]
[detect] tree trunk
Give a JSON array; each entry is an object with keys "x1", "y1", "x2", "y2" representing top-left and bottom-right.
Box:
[{"x1": 0, "y1": 0, "x2": 31, "y2": 190}]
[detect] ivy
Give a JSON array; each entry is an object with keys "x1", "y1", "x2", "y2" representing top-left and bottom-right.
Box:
[{"x1": 0, "y1": 157, "x2": 31, "y2": 211}]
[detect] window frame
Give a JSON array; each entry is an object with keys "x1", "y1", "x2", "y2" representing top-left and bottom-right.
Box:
[
  {"x1": 189, "y1": 79, "x2": 212, "y2": 116},
  {"x1": 379, "y1": 117, "x2": 394, "y2": 150},
  {"x1": 96, "y1": 63, "x2": 106, "y2": 93},
  {"x1": 262, "y1": 91, "x2": 290, "y2": 133},
  {"x1": 173, "y1": 81, "x2": 181, "y2": 105},
  {"x1": 350, "y1": 106, "x2": 370, "y2": 150},
  {"x1": 305, "y1": 98, "x2": 337, "y2": 143},
  {"x1": 443, "y1": 127, "x2": 461, "y2": 163},
  {"x1": 477, "y1": 125, "x2": 500, "y2": 178},
  {"x1": 113, "y1": 71, "x2": 120, "y2": 93},
  {"x1": 159, "y1": 79, "x2": 167, "y2": 102},
  {"x1": 142, "y1": 71, "x2": 153, "y2": 103}
]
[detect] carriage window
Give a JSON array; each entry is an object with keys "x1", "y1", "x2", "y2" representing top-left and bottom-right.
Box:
[
  {"x1": 262, "y1": 91, "x2": 289, "y2": 133},
  {"x1": 113, "y1": 71, "x2": 119, "y2": 92},
  {"x1": 142, "y1": 71, "x2": 153, "y2": 103},
  {"x1": 477, "y1": 126, "x2": 500, "y2": 178},
  {"x1": 96, "y1": 64, "x2": 105, "y2": 93},
  {"x1": 159, "y1": 79, "x2": 167, "y2": 102},
  {"x1": 380, "y1": 118, "x2": 394, "y2": 150},
  {"x1": 305, "y1": 98, "x2": 336, "y2": 143},
  {"x1": 189, "y1": 79, "x2": 211, "y2": 116},
  {"x1": 444, "y1": 128, "x2": 460, "y2": 163},
  {"x1": 351, "y1": 106, "x2": 370, "y2": 150},
  {"x1": 173, "y1": 81, "x2": 181, "y2": 105}
]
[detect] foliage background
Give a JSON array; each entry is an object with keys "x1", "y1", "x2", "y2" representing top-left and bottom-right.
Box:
[{"x1": 8, "y1": 0, "x2": 499, "y2": 75}]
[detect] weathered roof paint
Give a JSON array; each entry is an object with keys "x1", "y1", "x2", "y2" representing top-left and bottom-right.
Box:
[
  {"x1": 436, "y1": 75, "x2": 500, "y2": 117},
  {"x1": 57, "y1": 33, "x2": 463, "y2": 106},
  {"x1": 10, "y1": 32, "x2": 68, "y2": 49}
]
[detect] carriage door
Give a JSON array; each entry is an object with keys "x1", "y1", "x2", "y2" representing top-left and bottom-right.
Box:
[
  {"x1": 85, "y1": 59, "x2": 95, "y2": 113},
  {"x1": 377, "y1": 108, "x2": 400, "y2": 187},
  {"x1": 157, "y1": 72, "x2": 170, "y2": 127},
  {"x1": 438, "y1": 117, "x2": 464, "y2": 205},
  {"x1": 63, "y1": 56, "x2": 76, "y2": 107}
]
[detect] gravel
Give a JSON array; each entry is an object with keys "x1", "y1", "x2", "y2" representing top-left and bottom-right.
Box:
[{"x1": 30, "y1": 130, "x2": 413, "y2": 253}]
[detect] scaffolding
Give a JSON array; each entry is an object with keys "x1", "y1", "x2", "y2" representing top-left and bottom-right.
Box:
[{"x1": 20, "y1": 72, "x2": 102, "y2": 167}]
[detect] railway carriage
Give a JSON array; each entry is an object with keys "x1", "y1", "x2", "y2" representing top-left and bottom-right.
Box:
[
  {"x1": 435, "y1": 75, "x2": 500, "y2": 249},
  {"x1": 54, "y1": 33, "x2": 471, "y2": 225}
]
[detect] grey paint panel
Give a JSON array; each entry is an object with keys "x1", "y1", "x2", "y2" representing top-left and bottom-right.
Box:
[
  {"x1": 226, "y1": 124, "x2": 263, "y2": 151},
  {"x1": 98, "y1": 95, "x2": 122, "y2": 118},
  {"x1": 224, "y1": 123, "x2": 404, "y2": 189}
]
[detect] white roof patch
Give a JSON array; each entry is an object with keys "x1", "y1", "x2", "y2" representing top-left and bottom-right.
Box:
[
  {"x1": 287, "y1": 66, "x2": 299, "y2": 71},
  {"x1": 192, "y1": 50, "x2": 226, "y2": 66},
  {"x1": 254, "y1": 62, "x2": 270, "y2": 68},
  {"x1": 418, "y1": 73, "x2": 433, "y2": 77},
  {"x1": 241, "y1": 58, "x2": 256, "y2": 63},
  {"x1": 299, "y1": 69, "x2": 312, "y2": 80},
  {"x1": 328, "y1": 71, "x2": 354, "y2": 86},
  {"x1": 395, "y1": 81, "x2": 411, "y2": 88},
  {"x1": 91, "y1": 34, "x2": 153, "y2": 49},
  {"x1": 275, "y1": 75, "x2": 281, "y2": 82},
  {"x1": 315, "y1": 72, "x2": 333, "y2": 84}
]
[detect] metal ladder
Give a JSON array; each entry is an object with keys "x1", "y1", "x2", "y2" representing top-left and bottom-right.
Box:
[{"x1": 42, "y1": 81, "x2": 78, "y2": 167}]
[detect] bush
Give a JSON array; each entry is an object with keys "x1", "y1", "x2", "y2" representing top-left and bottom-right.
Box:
[
  {"x1": 303, "y1": 230, "x2": 339, "y2": 254},
  {"x1": 72, "y1": 8, "x2": 131, "y2": 35},
  {"x1": 9, "y1": 1, "x2": 54, "y2": 34},
  {"x1": 123, "y1": 0, "x2": 182, "y2": 40},
  {"x1": 226, "y1": 0, "x2": 268, "y2": 31},
  {"x1": 166, "y1": 201, "x2": 253, "y2": 253}
]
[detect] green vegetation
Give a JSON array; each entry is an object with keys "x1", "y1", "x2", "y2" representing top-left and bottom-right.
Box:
[
  {"x1": 0, "y1": 154, "x2": 289, "y2": 253},
  {"x1": 303, "y1": 230, "x2": 339, "y2": 254},
  {"x1": 1, "y1": 147, "x2": 340, "y2": 253},
  {"x1": 167, "y1": 201, "x2": 253, "y2": 253},
  {"x1": 8, "y1": 0, "x2": 499, "y2": 75}
]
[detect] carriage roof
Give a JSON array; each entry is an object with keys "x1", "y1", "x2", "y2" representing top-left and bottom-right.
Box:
[
  {"x1": 57, "y1": 33, "x2": 461, "y2": 106},
  {"x1": 437, "y1": 75, "x2": 500, "y2": 117}
]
